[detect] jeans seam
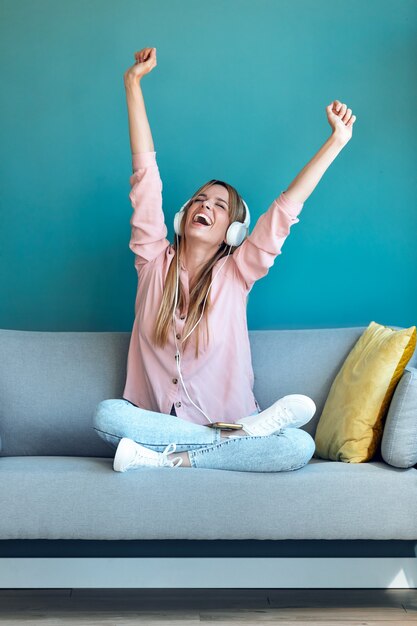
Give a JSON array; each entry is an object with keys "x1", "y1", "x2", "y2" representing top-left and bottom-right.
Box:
[{"x1": 93, "y1": 427, "x2": 122, "y2": 439}]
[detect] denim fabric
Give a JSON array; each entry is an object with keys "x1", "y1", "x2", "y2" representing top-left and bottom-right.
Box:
[{"x1": 92, "y1": 399, "x2": 316, "y2": 473}]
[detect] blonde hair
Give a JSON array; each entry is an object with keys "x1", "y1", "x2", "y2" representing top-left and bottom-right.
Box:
[{"x1": 152, "y1": 179, "x2": 248, "y2": 359}]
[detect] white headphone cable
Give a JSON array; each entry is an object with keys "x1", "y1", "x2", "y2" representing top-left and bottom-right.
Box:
[{"x1": 172, "y1": 231, "x2": 233, "y2": 424}]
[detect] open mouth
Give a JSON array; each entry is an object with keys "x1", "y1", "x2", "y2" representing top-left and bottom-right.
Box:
[{"x1": 192, "y1": 213, "x2": 212, "y2": 228}]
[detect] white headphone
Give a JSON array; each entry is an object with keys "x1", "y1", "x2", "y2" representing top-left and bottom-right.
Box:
[
  {"x1": 171, "y1": 195, "x2": 251, "y2": 424},
  {"x1": 174, "y1": 196, "x2": 251, "y2": 246}
]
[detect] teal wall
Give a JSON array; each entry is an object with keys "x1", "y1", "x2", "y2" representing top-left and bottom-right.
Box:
[{"x1": 1, "y1": 0, "x2": 416, "y2": 331}]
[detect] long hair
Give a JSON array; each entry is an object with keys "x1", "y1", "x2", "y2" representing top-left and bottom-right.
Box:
[{"x1": 151, "y1": 179, "x2": 248, "y2": 359}]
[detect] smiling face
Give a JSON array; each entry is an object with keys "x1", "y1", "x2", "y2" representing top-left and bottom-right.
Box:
[{"x1": 184, "y1": 183, "x2": 230, "y2": 246}]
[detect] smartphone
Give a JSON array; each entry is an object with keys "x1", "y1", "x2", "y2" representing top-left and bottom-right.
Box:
[{"x1": 206, "y1": 422, "x2": 243, "y2": 430}]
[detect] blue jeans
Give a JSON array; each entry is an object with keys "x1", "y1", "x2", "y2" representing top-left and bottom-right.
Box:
[{"x1": 92, "y1": 399, "x2": 316, "y2": 473}]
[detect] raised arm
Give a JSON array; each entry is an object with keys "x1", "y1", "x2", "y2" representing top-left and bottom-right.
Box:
[
  {"x1": 232, "y1": 100, "x2": 357, "y2": 292},
  {"x1": 284, "y1": 100, "x2": 357, "y2": 204},
  {"x1": 123, "y1": 47, "x2": 157, "y2": 161},
  {"x1": 123, "y1": 48, "x2": 170, "y2": 268}
]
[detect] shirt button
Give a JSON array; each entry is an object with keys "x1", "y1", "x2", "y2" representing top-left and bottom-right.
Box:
[
  {"x1": 175, "y1": 401, "x2": 182, "y2": 408},
  {"x1": 172, "y1": 378, "x2": 178, "y2": 384},
  {"x1": 176, "y1": 333, "x2": 181, "y2": 339}
]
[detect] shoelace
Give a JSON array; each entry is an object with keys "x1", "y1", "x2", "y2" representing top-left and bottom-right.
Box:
[
  {"x1": 125, "y1": 441, "x2": 183, "y2": 469},
  {"x1": 158, "y1": 442, "x2": 183, "y2": 467},
  {"x1": 266, "y1": 404, "x2": 295, "y2": 430}
]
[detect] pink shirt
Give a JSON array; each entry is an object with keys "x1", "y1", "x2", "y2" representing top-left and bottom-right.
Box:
[{"x1": 122, "y1": 151, "x2": 304, "y2": 426}]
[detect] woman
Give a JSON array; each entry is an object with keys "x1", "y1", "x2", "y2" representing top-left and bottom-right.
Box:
[{"x1": 93, "y1": 47, "x2": 356, "y2": 472}]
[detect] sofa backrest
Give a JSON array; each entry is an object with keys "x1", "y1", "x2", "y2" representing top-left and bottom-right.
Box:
[{"x1": 0, "y1": 326, "x2": 415, "y2": 458}]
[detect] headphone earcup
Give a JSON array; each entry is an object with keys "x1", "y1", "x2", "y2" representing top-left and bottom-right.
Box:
[
  {"x1": 173, "y1": 211, "x2": 183, "y2": 236},
  {"x1": 225, "y1": 221, "x2": 248, "y2": 247}
]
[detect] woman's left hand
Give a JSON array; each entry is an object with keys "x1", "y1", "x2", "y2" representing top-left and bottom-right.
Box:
[{"x1": 326, "y1": 100, "x2": 356, "y2": 144}]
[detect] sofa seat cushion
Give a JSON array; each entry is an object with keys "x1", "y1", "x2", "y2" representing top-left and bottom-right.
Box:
[{"x1": 1, "y1": 456, "x2": 417, "y2": 540}]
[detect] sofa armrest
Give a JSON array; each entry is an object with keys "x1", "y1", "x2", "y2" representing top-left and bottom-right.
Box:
[
  {"x1": 410, "y1": 367, "x2": 417, "y2": 471},
  {"x1": 403, "y1": 366, "x2": 417, "y2": 470},
  {"x1": 381, "y1": 364, "x2": 417, "y2": 469},
  {"x1": 405, "y1": 366, "x2": 417, "y2": 466}
]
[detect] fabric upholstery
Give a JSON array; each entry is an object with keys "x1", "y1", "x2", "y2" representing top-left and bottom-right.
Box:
[
  {"x1": 381, "y1": 366, "x2": 417, "y2": 468},
  {"x1": 1, "y1": 455, "x2": 417, "y2": 540}
]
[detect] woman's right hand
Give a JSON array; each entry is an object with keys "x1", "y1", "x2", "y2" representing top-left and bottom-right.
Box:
[{"x1": 124, "y1": 47, "x2": 157, "y2": 85}]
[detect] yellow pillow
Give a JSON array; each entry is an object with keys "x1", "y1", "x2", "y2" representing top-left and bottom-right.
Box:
[{"x1": 314, "y1": 321, "x2": 416, "y2": 463}]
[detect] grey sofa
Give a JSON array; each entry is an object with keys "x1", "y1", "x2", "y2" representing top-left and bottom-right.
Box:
[{"x1": 1, "y1": 325, "x2": 417, "y2": 589}]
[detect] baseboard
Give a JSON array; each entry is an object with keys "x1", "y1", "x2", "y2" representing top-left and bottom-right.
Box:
[{"x1": 1, "y1": 558, "x2": 416, "y2": 588}]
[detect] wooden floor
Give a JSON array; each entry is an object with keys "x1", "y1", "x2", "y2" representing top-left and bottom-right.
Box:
[{"x1": 0, "y1": 589, "x2": 416, "y2": 624}]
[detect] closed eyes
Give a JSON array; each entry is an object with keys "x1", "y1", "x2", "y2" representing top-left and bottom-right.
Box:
[{"x1": 193, "y1": 197, "x2": 227, "y2": 210}]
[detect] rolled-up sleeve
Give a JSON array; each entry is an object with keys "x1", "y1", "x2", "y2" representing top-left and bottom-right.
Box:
[
  {"x1": 128, "y1": 151, "x2": 170, "y2": 267},
  {"x1": 231, "y1": 191, "x2": 304, "y2": 292}
]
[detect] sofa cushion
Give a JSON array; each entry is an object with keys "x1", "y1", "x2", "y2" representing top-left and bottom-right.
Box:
[
  {"x1": 1, "y1": 456, "x2": 417, "y2": 540},
  {"x1": 314, "y1": 321, "x2": 416, "y2": 463},
  {"x1": 381, "y1": 366, "x2": 417, "y2": 468}
]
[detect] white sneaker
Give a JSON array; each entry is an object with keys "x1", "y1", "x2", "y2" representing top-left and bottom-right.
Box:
[
  {"x1": 239, "y1": 394, "x2": 316, "y2": 437},
  {"x1": 113, "y1": 438, "x2": 183, "y2": 472}
]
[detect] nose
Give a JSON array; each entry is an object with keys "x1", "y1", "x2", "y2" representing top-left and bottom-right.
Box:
[{"x1": 202, "y1": 201, "x2": 213, "y2": 212}]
